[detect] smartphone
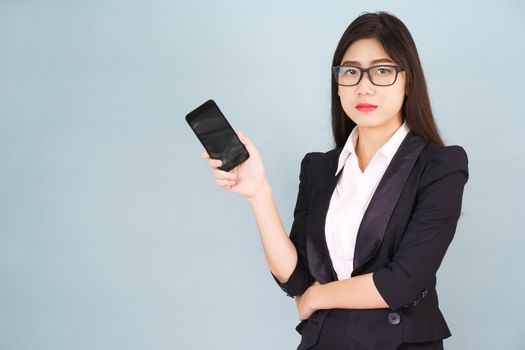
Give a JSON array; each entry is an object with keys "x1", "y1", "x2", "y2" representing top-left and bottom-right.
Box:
[{"x1": 186, "y1": 99, "x2": 250, "y2": 172}]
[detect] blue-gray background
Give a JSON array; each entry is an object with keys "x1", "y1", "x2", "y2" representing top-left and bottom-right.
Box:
[{"x1": 1, "y1": 0, "x2": 524, "y2": 349}]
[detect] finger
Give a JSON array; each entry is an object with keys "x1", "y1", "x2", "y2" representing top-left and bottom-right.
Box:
[
  {"x1": 237, "y1": 131, "x2": 250, "y2": 146},
  {"x1": 213, "y1": 169, "x2": 236, "y2": 181},
  {"x1": 215, "y1": 178, "x2": 235, "y2": 187},
  {"x1": 237, "y1": 131, "x2": 255, "y2": 151},
  {"x1": 208, "y1": 158, "x2": 222, "y2": 168},
  {"x1": 201, "y1": 150, "x2": 210, "y2": 159}
]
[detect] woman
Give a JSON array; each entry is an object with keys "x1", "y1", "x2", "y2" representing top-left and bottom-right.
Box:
[{"x1": 201, "y1": 11, "x2": 468, "y2": 350}]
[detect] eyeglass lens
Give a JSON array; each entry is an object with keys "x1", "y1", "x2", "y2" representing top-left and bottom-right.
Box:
[{"x1": 336, "y1": 66, "x2": 398, "y2": 86}]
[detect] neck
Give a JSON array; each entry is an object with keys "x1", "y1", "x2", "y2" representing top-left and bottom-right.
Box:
[{"x1": 355, "y1": 115, "x2": 403, "y2": 160}]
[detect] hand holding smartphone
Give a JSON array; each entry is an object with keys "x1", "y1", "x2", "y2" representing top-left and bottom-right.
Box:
[{"x1": 186, "y1": 100, "x2": 250, "y2": 172}]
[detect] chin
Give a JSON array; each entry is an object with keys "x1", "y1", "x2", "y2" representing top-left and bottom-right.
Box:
[{"x1": 348, "y1": 114, "x2": 383, "y2": 126}]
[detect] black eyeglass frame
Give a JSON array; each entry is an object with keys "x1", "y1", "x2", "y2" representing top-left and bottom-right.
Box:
[{"x1": 332, "y1": 65, "x2": 406, "y2": 86}]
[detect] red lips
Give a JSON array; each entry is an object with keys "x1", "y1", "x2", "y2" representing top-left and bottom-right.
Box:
[
  {"x1": 356, "y1": 103, "x2": 377, "y2": 112},
  {"x1": 356, "y1": 103, "x2": 377, "y2": 108}
]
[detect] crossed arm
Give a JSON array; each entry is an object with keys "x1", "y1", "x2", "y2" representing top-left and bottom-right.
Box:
[
  {"x1": 270, "y1": 146, "x2": 469, "y2": 319},
  {"x1": 293, "y1": 273, "x2": 389, "y2": 320}
]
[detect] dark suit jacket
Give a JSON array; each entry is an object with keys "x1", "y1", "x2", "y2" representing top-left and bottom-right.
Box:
[{"x1": 271, "y1": 131, "x2": 469, "y2": 350}]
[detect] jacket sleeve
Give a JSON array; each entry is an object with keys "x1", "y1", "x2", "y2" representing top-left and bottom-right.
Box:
[
  {"x1": 270, "y1": 152, "x2": 315, "y2": 298},
  {"x1": 372, "y1": 145, "x2": 469, "y2": 311}
]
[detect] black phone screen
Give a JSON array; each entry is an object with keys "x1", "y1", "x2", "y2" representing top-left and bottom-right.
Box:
[{"x1": 185, "y1": 99, "x2": 250, "y2": 172}]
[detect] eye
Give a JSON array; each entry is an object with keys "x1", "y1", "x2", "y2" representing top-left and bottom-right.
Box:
[
  {"x1": 376, "y1": 66, "x2": 393, "y2": 75},
  {"x1": 343, "y1": 67, "x2": 359, "y2": 75}
]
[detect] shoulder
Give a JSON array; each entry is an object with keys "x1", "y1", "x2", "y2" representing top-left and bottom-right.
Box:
[
  {"x1": 298, "y1": 149, "x2": 340, "y2": 177},
  {"x1": 301, "y1": 148, "x2": 340, "y2": 165},
  {"x1": 421, "y1": 143, "x2": 468, "y2": 172},
  {"x1": 418, "y1": 143, "x2": 469, "y2": 187}
]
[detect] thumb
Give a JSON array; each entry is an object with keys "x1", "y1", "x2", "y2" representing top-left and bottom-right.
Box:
[{"x1": 237, "y1": 130, "x2": 254, "y2": 150}]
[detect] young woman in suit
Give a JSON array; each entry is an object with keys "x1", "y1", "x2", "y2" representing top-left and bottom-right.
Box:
[{"x1": 201, "y1": 11, "x2": 468, "y2": 350}]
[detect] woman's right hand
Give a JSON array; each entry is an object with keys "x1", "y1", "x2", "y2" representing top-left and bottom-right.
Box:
[{"x1": 201, "y1": 131, "x2": 269, "y2": 200}]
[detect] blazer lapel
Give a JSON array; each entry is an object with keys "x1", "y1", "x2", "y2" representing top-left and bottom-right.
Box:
[
  {"x1": 352, "y1": 131, "x2": 426, "y2": 275},
  {"x1": 307, "y1": 151, "x2": 342, "y2": 283}
]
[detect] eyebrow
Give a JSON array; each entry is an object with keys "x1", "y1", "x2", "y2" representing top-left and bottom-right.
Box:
[{"x1": 341, "y1": 58, "x2": 395, "y2": 66}]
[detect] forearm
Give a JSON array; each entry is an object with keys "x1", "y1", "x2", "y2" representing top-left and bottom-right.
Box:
[
  {"x1": 248, "y1": 179, "x2": 297, "y2": 283},
  {"x1": 309, "y1": 272, "x2": 389, "y2": 310}
]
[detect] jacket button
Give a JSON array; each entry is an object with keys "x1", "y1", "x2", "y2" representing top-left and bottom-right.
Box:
[
  {"x1": 387, "y1": 312, "x2": 401, "y2": 325},
  {"x1": 412, "y1": 298, "x2": 420, "y2": 306},
  {"x1": 421, "y1": 289, "x2": 429, "y2": 299}
]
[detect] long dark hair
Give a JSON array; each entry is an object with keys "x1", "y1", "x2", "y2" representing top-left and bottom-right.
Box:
[{"x1": 331, "y1": 11, "x2": 444, "y2": 148}]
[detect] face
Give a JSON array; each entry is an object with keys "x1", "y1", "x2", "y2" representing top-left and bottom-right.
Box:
[{"x1": 337, "y1": 38, "x2": 407, "y2": 131}]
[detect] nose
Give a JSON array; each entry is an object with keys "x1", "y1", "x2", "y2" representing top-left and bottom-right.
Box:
[{"x1": 356, "y1": 71, "x2": 375, "y2": 95}]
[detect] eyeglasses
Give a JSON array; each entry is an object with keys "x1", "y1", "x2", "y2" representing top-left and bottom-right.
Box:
[{"x1": 332, "y1": 65, "x2": 405, "y2": 86}]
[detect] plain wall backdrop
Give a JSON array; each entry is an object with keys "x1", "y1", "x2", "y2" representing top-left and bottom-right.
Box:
[{"x1": 1, "y1": 0, "x2": 524, "y2": 349}]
